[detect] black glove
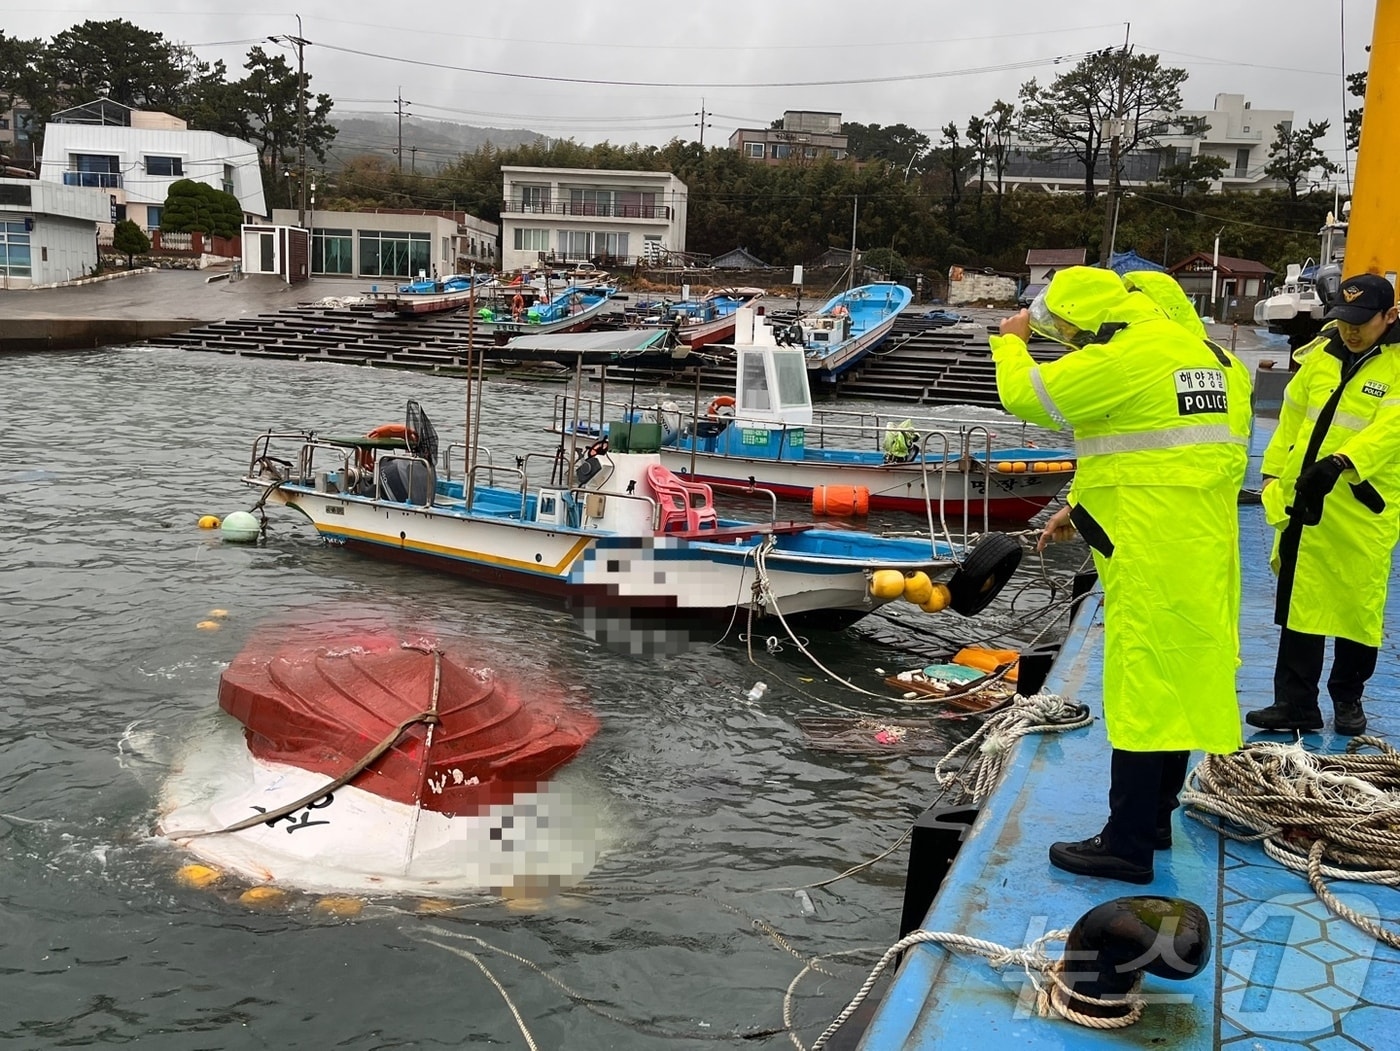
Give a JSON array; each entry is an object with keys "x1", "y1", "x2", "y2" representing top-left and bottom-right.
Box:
[{"x1": 1292, "y1": 456, "x2": 1344, "y2": 525}]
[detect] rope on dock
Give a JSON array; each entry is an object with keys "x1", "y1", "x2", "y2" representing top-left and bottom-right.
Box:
[
  {"x1": 794, "y1": 925, "x2": 1143, "y2": 1051},
  {"x1": 1182, "y1": 737, "x2": 1400, "y2": 948},
  {"x1": 933, "y1": 691, "x2": 1093, "y2": 802}
]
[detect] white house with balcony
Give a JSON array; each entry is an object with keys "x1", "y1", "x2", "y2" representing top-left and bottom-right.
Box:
[
  {"x1": 499, "y1": 165, "x2": 686, "y2": 271},
  {"x1": 37, "y1": 98, "x2": 267, "y2": 232}
]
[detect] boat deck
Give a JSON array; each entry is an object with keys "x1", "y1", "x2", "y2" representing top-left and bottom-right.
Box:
[{"x1": 857, "y1": 502, "x2": 1400, "y2": 1049}]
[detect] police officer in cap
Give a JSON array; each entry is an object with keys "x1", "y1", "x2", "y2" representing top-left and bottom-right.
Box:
[{"x1": 1250, "y1": 274, "x2": 1400, "y2": 736}]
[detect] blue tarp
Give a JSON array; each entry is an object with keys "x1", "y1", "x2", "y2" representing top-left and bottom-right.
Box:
[{"x1": 1102, "y1": 249, "x2": 1168, "y2": 276}]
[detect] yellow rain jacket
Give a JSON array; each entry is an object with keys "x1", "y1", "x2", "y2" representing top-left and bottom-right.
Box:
[
  {"x1": 992, "y1": 267, "x2": 1245, "y2": 755},
  {"x1": 1261, "y1": 322, "x2": 1400, "y2": 645}
]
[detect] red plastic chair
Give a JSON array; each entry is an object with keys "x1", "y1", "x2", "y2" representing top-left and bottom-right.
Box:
[{"x1": 645, "y1": 464, "x2": 718, "y2": 534}]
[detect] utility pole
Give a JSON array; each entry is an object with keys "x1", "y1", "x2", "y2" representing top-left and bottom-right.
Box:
[
  {"x1": 694, "y1": 98, "x2": 711, "y2": 147},
  {"x1": 268, "y1": 17, "x2": 309, "y2": 228},
  {"x1": 396, "y1": 89, "x2": 412, "y2": 172},
  {"x1": 1098, "y1": 23, "x2": 1132, "y2": 265}
]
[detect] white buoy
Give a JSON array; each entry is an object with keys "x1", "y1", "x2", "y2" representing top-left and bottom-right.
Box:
[{"x1": 220, "y1": 511, "x2": 260, "y2": 543}]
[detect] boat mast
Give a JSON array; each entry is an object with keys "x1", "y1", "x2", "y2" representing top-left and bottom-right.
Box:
[
  {"x1": 1344, "y1": 0, "x2": 1399, "y2": 280},
  {"x1": 464, "y1": 264, "x2": 477, "y2": 507},
  {"x1": 848, "y1": 195, "x2": 858, "y2": 291}
]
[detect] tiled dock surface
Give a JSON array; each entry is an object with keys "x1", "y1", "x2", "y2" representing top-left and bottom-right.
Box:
[{"x1": 858, "y1": 503, "x2": 1400, "y2": 1049}]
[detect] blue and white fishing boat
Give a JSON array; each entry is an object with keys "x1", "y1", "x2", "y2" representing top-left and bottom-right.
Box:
[
  {"x1": 236, "y1": 332, "x2": 1023, "y2": 628},
  {"x1": 779, "y1": 281, "x2": 913, "y2": 379},
  {"x1": 367, "y1": 272, "x2": 494, "y2": 317},
  {"x1": 634, "y1": 287, "x2": 763, "y2": 348}
]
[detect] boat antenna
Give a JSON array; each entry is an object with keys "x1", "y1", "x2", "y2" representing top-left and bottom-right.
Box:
[{"x1": 848, "y1": 194, "x2": 859, "y2": 292}]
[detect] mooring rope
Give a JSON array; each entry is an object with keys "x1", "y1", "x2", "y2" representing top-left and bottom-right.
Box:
[
  {"x1": 790, "y1": 925, "x2": 1143, "y2": 1051},
  {"x1": 933, "y1": 691, "x2": 1093, "y2": 802},
  {"x1": 1182, "y1": 737, "x2": 1400, "y2": 948}
]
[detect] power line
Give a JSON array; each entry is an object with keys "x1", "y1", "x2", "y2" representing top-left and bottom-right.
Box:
[{"x1": 308, "y1": 40, "x2": 1091, "y2": 90}]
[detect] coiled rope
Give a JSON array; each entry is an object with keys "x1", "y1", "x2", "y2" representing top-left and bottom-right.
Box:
[
  {"x1": 934, "y1": 691, "x2": 1093, "y2": 802},
  {"x1": 1182, "y1": 737, "x2": 1400, "y2": 948},
  {"x1": 790, "y1": 925, "x2": 1142, "y2": 1051}
]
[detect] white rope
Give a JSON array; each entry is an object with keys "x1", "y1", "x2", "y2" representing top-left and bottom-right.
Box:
[
  {"x1": 790, "y1": 925, "x2": 1143, "y2": 1051},
  {"x1": 1182, "y1": 736, "x2": 1400, "y2": 947},
  {"x1": 934, "y1": 691, "x2": 1093, "y2": 802}
]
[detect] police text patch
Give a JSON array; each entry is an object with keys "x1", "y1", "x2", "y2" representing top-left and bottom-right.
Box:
[
  {"x1": 1174, "y1": 369, "x2": 1227, "y2": 415},
  {"x1": 1362, "y1": 380, "x2": 1390, "y2": 398}
]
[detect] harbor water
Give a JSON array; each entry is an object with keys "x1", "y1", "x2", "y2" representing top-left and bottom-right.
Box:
[{"x1": 0, "y1": 346, "x2": 1076, "y2": 1048}]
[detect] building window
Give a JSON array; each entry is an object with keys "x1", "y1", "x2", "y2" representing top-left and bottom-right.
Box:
[
  {"x1": 65, "y1": 153, "x2": 122, "y2": 189},
  {"x1": 519, "y1": 185, "x2": 550, "y2": 212},
  {"x1": 745, "y1": 142, "x2": 764, "y2": 158},
  {"x1": 804, "y1": 146, "x2": 817, "y2": 158},
  {"x1": 0, "y1": 220, "x2": 32, "y2": 278},
  {"x1": 555, "y1": 230, "x2": 629, "y2": 260},
  {"x1": 312, "y1": 228, "x2": 353, "y2": 274},
  {"x1": 358, "y1": 230, "x2": 430, "y2": 277},
  {"x1": 146, "y1": 206, "x2": 163, "y2": 230},
  {"x1": 1235, "y1": 148, "x2": 1251, "y2": 178},
  {"x1": 145, "y1": 156, "x2": 183, "y2": 177},
  {"x1": 513, "y1": 227, "x2": 549, "y2": 252},
  {"x1": 771, "y1": 144, "x2": 790, "y2": 159},
  {"x1": 222, "y1": 164, "x2": 234, "y2": 195},
  {"x1": 0, "y1": 118, "x2": 9, "y2": 130}
]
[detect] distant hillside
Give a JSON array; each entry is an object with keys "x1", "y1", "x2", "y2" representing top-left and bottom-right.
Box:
[{"x1": 330, "y1": 112, "x2": 549, "y2": 169}]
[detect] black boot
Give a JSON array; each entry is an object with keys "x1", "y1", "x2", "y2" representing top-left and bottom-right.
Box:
[
  {"x1": 1049, "y1": 835, "x2": 1154, "y2": 884},
  {"x1": 1155, "y1": 823, "x2": 1173, "y2": 851},
  {"x1": 1333, "y1": 701, "x2": 1367, "y2": 736},
  {"x1": 1245, "y1": 703, "x2": 1323, "y2": 731}
]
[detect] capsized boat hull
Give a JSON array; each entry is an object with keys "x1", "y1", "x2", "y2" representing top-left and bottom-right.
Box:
[
  {"x1": 218, "y1": 631, "x2": 599, "y2": 814},
  {"x1": 158, "y1": 736, "x2": 603, "y2": 894}
]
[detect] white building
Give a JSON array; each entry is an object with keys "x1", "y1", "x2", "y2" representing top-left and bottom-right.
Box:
[
  {"x1": 0, "y1": 176, "x2": 110, "y2": 288},
  {"x1": 271, "y1": 208, "x2": 498, "y2": 278},
  {"x1": 994, "y1": 93, "x2": 1294, "y2": 194},
  {"x1": 38, "y1": 98, "x2": 267, "y2": 231},
  {"x1": 499, "y1": 165, "x2": 686, "y2": 271}
]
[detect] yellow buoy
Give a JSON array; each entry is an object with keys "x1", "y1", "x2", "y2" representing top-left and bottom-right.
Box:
[
  {"x1": 996, "y1": 462, "x2": 1015, "y2": 473},
  {"x1": 208, "y1": 609, "x2": 229, "y2": 618},
  {"x1": 920, "y1": 582, "x2": 952, "y2": 614},
  {"x1": 903, "y1": 571, "x2": 933, "y2": 606},
  {"x1": 176, "y1": 863, "x2": 222, "y2": 889},
  {"x1": 1012, "y1": 461, "x2": 1028, "y2": 473},
  {"x1": 196, "y1": 620, "x2": 220, "y2": 631},
  {"x1": 1062, "y1": 461, "x2": 1075, "y2": 471},
  {"x1": 313, "y1": 896, "x2": 366, "y2": 919},
  {"x1": 239, "y1": 886, "x2": 288, "y2": 908},
  {"x1": 198, "y1": 514, "x2": 221, "y2": 529},
  {"x1": 870, "y1": 569, "x2": 906, "y2": 600}
]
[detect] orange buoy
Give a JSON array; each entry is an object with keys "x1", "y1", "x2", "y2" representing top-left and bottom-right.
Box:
[
  {"x1": 952, "y1": 646, "x2": 1020, "y2": 683},
  {"x1": 812, "y1": 485, "x2": 870, "y2": 517}
]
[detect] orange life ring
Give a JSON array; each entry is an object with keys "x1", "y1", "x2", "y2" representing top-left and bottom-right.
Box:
[
  {"x1": 707, "y1": 395, "x2": 737, "y2": 418},
  {"x1": 832, "y1": 304, "x2": 849, "y2": 317}
]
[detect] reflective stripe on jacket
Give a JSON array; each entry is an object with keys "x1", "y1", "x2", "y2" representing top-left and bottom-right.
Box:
[{"x1": 1262, "y1": 324, "x2": 1400, "y2": 645}]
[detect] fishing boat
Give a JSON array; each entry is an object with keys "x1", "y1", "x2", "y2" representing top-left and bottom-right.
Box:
[
  {"x1": 633, "y1": 287, "x2": 764, "y2": 348},
  {"x1": 158, "y1": 625, "x2": 602, "y2": 893},
  {"x1": 366, "y1": 272, "x2": 494, "y2": 317},
  {"x1": 233, "y1": 332, "x2": 1023, "y2": 632},
  {"x1": 471, "y1": 283, "x2": 618, "y2": 342},
  {"x1": 571, "y1": 307, "x2": 1074, "y2": 523},
  {"x1": 1252, "y1": 210, "x2": 1348, "y2": 349},
  {"x1": 779, "y1": 281, "x2": 913, "y2": 380}
]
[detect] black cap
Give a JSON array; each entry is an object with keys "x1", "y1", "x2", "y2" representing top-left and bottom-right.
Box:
[{"x1": 1325, "y1": 273, "x2": 1397, "y2": 324}]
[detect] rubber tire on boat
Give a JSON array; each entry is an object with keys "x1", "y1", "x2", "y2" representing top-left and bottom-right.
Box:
[{"x1": 947, "y1": 532, "x2": 1023, "y2": 616}]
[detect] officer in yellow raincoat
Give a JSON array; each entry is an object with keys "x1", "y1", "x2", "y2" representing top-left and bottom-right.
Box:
[
  {"x1": 1248, "y1": 273, "x2": 1400, "y2": 736},
  {"x1": 992, "y1": 266, "x2": 1247, "y2": 884}
]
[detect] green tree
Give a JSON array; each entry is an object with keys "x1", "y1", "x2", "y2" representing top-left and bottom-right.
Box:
[
  {"x1": 41, "y1": 19, "x2": 193, "y2": 111},
  {"x1": 1157, "y1": 153, "x2": 1229, "y2": 196},
  {"x1": 161, "y1": 179, "x2": 243, "y2": 238},
  {"x1": 1018, "y1": 48, "x2": 1189, "y2": 202},
  {"x1": 984, "y1": 99, "x2": 1016, "y2": 221},
  {"x1": 112, "y1": 218, "x2": 150, "y2": 268},
  {"x1": 841, "y1": 121, "x2": 930, "y2": 169},
  {"x1": 861, "y1": 246, "x2": 907, "y2": 279},
  {"x1": 1345, "y1": 71, "x2": 1366, "y2": 152},
  {"x1": 1264, "y1": 119, "x2": 1339, "y2": 200},
  {"x1": 933, "y1": 122, "x2": 974, "y2": 232},
  {"x1": 234, "y1": 46, "x2": 336, "y2": 210}
]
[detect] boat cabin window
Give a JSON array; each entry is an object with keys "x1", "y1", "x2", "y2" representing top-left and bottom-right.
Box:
[
  {"x1": 772, "y1": 351, "x2": 811, "y2": 410},
  {"x1": 739, "y1": 351, "x2": 771, "y2": 411}
]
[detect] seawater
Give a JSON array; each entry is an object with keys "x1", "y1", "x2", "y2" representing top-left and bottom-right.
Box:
[{"x1": 0, "y1": 347, "x2": 1077, "y2": 1048}]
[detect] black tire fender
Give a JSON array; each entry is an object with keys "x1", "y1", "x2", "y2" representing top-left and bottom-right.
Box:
[{"x1": 947, "y1": 531, "x2": 1023, "y2": 616}]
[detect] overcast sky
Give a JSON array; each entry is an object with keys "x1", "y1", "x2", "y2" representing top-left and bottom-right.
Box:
[{"x1": 5, "y1": 0, "x2": 1376, "y2": 182}]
